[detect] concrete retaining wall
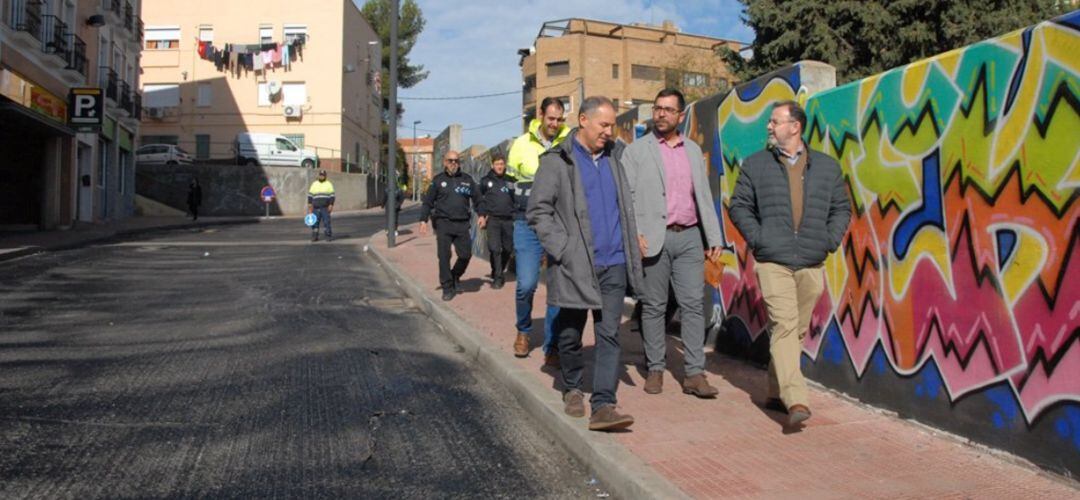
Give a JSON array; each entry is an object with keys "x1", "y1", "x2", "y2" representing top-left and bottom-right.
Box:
[{"x1": 136, "y1": 163, "x2": 376, "y2": 216}]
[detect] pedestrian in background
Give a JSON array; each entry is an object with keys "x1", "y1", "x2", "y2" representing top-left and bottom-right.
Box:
[
  {"x1": 728, "y1": 100, "x2": 851, "y2": 427},
  {"x1": 507, "y1": 96, "x2": 570, "y2": 361},
  {"x1": 623, "y1": 88, "x2": 725, "y2": 398},
  {"x1": 307, "y1": 169, "x2": 335, "y2": 242},
  {"x1": 186, "y1": 178, "x2": 202, "y2": 221},
  {"x1": 528, "y1": 96, "x2": 643, "y2": 431},
  {"x1": 419, "y1": 150, "x2": 478, "y2": 301},
  {"x1": 477, "y1": 154, "x2": 516, "y2": 289}
]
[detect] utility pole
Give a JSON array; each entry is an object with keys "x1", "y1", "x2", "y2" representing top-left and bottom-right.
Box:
[
  {"x1": 412, "y1": 120, "x2": 420, "y2": 201},
  {"x1": 386, "y1": 0, "x2": 399, "y2": 247}
]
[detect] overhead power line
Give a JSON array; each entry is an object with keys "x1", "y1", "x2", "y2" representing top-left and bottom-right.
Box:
[{"x1": 399, "y1": 78, "x2": 582, "y2": 101}]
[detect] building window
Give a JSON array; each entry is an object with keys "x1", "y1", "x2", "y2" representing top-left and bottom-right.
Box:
[
  {"x1": 145, "y1": 26, "x2": 180, "y2": 50},
  {"x1": 197, "y1": 83, "x2": 213, "y2": 107},
  {"x1": 682, "y1": 72, "x2": 709, "y2": 87},
  {"x1": 97, "y1": 140, "x2": 108, "y2": 188},
  {"x1": 284, "y1": 24, "x2": 307, "y2": 44},
  {"x1": 283, "y1": 82, "x2": 306, "y2": 105},
  {"x1": 143, "y1": 84, "x2": 180, "y2": 108},
  {"x1": 119, "y1": 150, "x2": 129, "y2": 194},
  {"x1": 257, "y1": 83, "x2": 271, "y2": 107},
  {"x1": 195, "y1": 134, "x2": 210, "y2": 159},
  {"x1": 556, "y1": 95, "x2": 571, "y2": 114},
  {"x1": 283, "y1": 134, "x2": 305, "y2": 149},
  {"x1": 546, "y1": 61, "x2": 569, "y2": 77},
  {"x1": 260, "y1": 25, "x2": 274, "y2": 45},
  {"x1": 631, "y1": 64, "x2": 663, "y2": 81},
  {"x1": 612, "y1": 64, "x2": 619, "y2": 79},
  {"x1": 198, "y1": 26, "x2": 213, "y2": 42},
  {"x1": 141, "y1": 135, "x2": 179, "y2": 146}
]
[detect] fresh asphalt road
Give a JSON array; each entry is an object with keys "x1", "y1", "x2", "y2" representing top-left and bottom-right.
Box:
[{"x1": 0, "y1": 209, "x2": 610, "y2": 499}]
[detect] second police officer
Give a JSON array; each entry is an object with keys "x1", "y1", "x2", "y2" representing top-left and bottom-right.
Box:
[
  {"x1": 477, "y1": 153, "x2": 516, "y2": 290},
  {"x1": 419, "y1": 150, "x2": 479, "y2": 301}
]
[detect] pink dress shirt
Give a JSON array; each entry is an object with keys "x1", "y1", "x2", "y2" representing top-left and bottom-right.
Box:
[{"x1": 657, "y1": 133, "x2": 698, "y2": 227}]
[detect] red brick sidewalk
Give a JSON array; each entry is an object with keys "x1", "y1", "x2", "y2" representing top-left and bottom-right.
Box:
[{"x1": 374, "y1": 222, "x2": 1078, "y2": 499}]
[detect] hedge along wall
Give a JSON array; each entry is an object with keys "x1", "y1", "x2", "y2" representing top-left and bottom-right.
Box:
[{"x1": 627, "y1": 11, "x2": 1080, "y2": 477}]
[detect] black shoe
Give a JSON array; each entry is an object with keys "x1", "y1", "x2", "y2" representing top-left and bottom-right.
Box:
[
  {"x1": 312, "y1": 233, "x2": 318, "y2": 242},
  {"x1": 326, "y1": 234, "x2": 333, "y2": 242},
  {"x1": 453, "y1": 277, "x2": 463, "y2": 293},
  {"x1": 442, "y1": 289, "x2": 455, "y2": 301},
  {"x1": 491, "y1": 278, "x2": 504, "y2": 289}
]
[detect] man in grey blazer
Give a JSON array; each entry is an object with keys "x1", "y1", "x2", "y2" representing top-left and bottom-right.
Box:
[{"x1": 623, "y1": 89, "x2": 725, "y2": 398}]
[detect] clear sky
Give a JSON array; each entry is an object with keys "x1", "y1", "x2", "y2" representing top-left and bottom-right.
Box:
[{"x1": 382, "y1": 0, "x2": 753, "y2": 150}]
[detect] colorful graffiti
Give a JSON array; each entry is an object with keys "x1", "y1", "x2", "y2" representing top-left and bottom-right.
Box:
[{"x1": 669, "y1": 11, "x2": 1079, "y2": 476}]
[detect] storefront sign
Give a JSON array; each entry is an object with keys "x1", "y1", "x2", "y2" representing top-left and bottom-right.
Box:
[{"x1": 0, "y1": 69, "x2": 67, "y2": 125}]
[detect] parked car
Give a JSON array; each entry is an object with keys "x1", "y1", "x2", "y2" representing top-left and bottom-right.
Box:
[
  {"x1": 235, "y1": 133, "x2": 318, "y2": 168},
  {"x1": 135, "y1": 144, "x2": 194, "y2": 165}
]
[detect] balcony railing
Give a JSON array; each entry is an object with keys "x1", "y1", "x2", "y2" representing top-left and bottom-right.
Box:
[
  {"x1": 119, "y1": 81, "x2": 133, "y2": 113},
  {"x1": 66, "y1": 32, "x2": 87, "y2": 76},
  {"x1": 41, "y1": 15, "x2": 67, "y2": 56},
  {"x1": 137, "y1": 19, "x2": 144, "y2": 43},
  {"x1": 7, "y1": 0, "x2": 43, "y2": 41},
  {"x1": 99, "y1": 67, "x2": 118, "y2": 101},
  {"x1": 133, "y1": 92, "x2": 142, "y2": 119},
  {"x1": 123, "y1": 1, "x2": 132, "y2": 31}
]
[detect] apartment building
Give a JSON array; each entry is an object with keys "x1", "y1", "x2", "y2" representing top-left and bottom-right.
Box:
[
  {"x1": 138, "y1": 0, "x2": 381, "y2": 172},
  {"x1": 1, "y1": 0, "x2": 142, "y2": 229},
  {"x1": 518, "y1": 18, "x2": 740, "y2": 128}
]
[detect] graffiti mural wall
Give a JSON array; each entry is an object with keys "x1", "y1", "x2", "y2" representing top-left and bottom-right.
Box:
[{"x1": 678, "y1": 12, "x2": 1079, "y2": 475}]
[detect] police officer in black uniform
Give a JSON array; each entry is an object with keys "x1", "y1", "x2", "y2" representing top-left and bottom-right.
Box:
[
  {"x1": 477, "y1": 153, "x2": 516, "y2": 290},
  {"x1": 420, "y1": 150, "x2": 479, "y2": 301}
]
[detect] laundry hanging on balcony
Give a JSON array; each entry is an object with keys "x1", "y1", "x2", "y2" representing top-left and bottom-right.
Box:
[{"x1": 195, "y1": 35, "x2": 307, "y2": 78}]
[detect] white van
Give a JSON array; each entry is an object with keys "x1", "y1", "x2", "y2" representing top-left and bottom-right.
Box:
[{"x1": 236, "y1": 133, "x2": 319, "y2": 168}]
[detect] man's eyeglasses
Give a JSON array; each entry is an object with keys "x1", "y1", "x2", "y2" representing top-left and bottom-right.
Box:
[
  {"x1": 768, "y1": 119, "x2": 796, "y2": 126},
  {"x1": 653, "y1": 105, "x2": 682, "y2": 116},
  {"x1": 446, "y1": 159, "x2": 460, "y2": 164}
]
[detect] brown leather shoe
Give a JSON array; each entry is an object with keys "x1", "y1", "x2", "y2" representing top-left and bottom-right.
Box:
[
  {"x1": 563, "y1": 390, "x2": 585, "y2": 418},
  {"x1": 644, "y1": 370, "x2": 663, "y2": 394},
  {"x1": 588, "y1": 404, "x2": 634, "y2": 431},
  {"x1": 787, "y1": 404, "x2": 812, "y2": 426},
  {"x1": 682, "y1": 373, "x2": 719, "y2": 398},
  {"x1": 513, "y1": 333, "x2": 529, "y2": 358},
  {"x1": 544, "y1": 352, "x2": 560, "y2": 368}
]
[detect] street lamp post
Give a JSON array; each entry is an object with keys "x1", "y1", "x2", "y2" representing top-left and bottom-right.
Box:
[
  {"x1": 412, "y1": 120, "x2": 420, "y2": 201},
  {"x1": 386, "y1": 0, "x2": 399, "y2": 247}
]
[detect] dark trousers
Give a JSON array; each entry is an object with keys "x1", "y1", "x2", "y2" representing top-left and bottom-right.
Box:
[
  {"x1": 435, "y1": 219, "x2": 471, "y2": 289},
  {"x1": 556, "y1": 264, "x2": 627, "y2": 412},
  {"x1": 312, "y1": 206, "x2": 332, "y2": 236},
  {"x1": 188, "y1": 203, "x2": 199, "y2": 220},
  {"x1": 485, "y1": 216, "x2": 514, "y2": 281}
]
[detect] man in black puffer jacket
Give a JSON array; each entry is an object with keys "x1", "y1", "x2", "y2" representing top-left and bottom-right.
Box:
[
  {"x1": 729, "y1": 100, "x2": 851, "y2": 428},
  {"x1": 477, "y1": 154, "x2": 516, "y2": 289}
]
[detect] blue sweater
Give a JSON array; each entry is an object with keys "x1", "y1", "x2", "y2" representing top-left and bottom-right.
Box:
[{"x1": 572, "y1": 138, "x2": 625, "y2": 267}]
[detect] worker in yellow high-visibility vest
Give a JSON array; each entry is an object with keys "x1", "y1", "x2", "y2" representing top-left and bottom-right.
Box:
[{"x1": 307, "y1": 170, "x2": 335, "y2": 242}]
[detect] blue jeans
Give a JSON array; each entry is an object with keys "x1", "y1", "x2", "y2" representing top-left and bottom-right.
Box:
[
  {"x1": 557, "y1": 264, "x2": 627, "y2": 411},
  {"x1": 312, "y1": 206, "x2": 332, "y2": 236},
  {"x1": 513, "y1": 219, "x2": 558, "y2": 354}
]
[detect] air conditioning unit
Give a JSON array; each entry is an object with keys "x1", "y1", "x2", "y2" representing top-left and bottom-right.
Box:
[
  {"x1": 283, "y1": 105, "x2": 302, "y2": 118},
  {"x1": 146, "y1": 107, "x2": 163, "y2": 118}
]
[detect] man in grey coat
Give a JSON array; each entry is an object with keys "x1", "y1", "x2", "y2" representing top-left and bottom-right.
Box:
[
  {"x1": 623, "y1": 88, "x2": 725, "y2": 398},
  {"x1": 527, "y1": 96, "x2": 644, "y2": 431},
  {"x1": 729, "y1": 100, "x2": 851, "y2": 427}
]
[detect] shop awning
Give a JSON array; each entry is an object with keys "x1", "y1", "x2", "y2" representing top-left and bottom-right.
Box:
[{"x1": 0, "y1": 100, "x2": 75, "y2": 137}]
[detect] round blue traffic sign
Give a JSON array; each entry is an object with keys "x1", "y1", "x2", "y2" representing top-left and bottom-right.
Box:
[
  {"x1": 304, "y1": 213, "x2": 318, "y2": 227},
  {"x1": 260, "y1": 185, "x2": 276, "y2": 200}
]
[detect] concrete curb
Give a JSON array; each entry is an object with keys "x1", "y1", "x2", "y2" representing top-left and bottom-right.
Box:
[
  {"x1": 366, "y1": 230, "x2": 690, "y2": 500},
  {"x1": 0, "y1": 218, "x2": 261, "y2": 263}
]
